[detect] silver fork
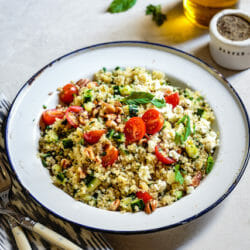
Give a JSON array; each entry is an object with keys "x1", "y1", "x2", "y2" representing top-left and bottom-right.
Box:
[
  {"x1": 0, "y1": 164, "x2": 83, "y2": 250},
  {"x1": 0, "y1": 164, "x2": 31, "y2": 250}
]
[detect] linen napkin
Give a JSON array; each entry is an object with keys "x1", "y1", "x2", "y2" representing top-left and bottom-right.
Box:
[{"x1": 0, "y1": 93, "x2": 112, "y2": 250}]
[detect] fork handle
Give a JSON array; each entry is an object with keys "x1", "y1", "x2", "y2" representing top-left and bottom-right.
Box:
[{"x1": 11, "y1": 225, "x2": 32, "y2": 250}]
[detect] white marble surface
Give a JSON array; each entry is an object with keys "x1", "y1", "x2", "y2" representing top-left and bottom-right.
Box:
[{"x1": 0, "y1": 0, "x2": 249, "y2": 249}]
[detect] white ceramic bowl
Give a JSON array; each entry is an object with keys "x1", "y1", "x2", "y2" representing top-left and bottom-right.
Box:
[
  {"x1": 5, "y1": 42, "x2": 250, "y2": 233},
  {"x1": 209, "y1": 9, "x2": 250, "y2": 70}
]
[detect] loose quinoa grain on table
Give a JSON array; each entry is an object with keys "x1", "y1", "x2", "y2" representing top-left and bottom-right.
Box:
[{"x1": 39, "y1": 67, "x2": 219, "y2": 214}]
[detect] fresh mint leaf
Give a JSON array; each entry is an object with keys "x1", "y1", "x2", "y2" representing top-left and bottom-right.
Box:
[
  {"x1": 206, "y1": 156, "x2": 214, "y2": 174},
  {"x1": 108, "y1": 0, "x2": 137, "y2": 13},
  {"x1": 151, "y1": 98, "x2": 166, "y2": 108},
  {"x1": 174, "y1": 165, "x2": 184, "y2": 185},
  {"x1": 146, "y1": 4, "x2": 167, "y2": 26},
  {"x1": 122, "y1": 91, "x2": 154, "y2": 105}
]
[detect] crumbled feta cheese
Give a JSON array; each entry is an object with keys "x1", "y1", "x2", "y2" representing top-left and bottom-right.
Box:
[
  {"x1": 180, "y1": 98, "x2": 192, "y2": 108},
  {"x1": 169, "y1": 150, "x2": 180, "y2": 161},
  {"x1": 196, "y1": 118, "x2": 210, "y2": 134},
  {"x1": 152, "y1": 180, "x2": 167, "y2": 192},
  {"x1": 167, "y1": 170, "x2": 176, "y2": 184},
  {"x1": 202, "y1": 131, "x2": 218, "y2": 152},
  {"x1": 139, "y1": 165, "x2": 151, "y2": 182},
  {"x1": 184, "y1": 175, "x2": 192, "y2": 185},
  {"x1": 162, "y1": 127, "x2": 175, "y2": 141},
  {"x1": 186, "y1": 186, "x2": 194, "y2": 194},
  {"x1": 174, "y1": 105, "x2": 184, "y2": 114}
]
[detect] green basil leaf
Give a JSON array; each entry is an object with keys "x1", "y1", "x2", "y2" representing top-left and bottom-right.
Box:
[
  {"x1": 108, "y1": 0, "x2": 137, "y2": 13},
  {"x1": 122, "y1": 91, "x2": 154, "y2": 105},
  {"x1": 206, "y1": 156, "x2": 214, "y2": 174},
  {"x1": 151, "y1": 98, "x2": 166, "y2": 108}
]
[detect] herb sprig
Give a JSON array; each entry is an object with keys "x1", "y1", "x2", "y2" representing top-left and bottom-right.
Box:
[{"x1": 146, "y1": 4, "x2": 167, "y2": 26}]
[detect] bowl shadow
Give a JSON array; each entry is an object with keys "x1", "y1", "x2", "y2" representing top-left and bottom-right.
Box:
[
  {"x1": 141, "y1": 1, "x2": 207, "y2": 45},
  {"x1": 103, "y1": 202, "x2": 225, "y2": 250},
  {"x1": 192, "y1": 43, "x2": 240, "y2": 78}
]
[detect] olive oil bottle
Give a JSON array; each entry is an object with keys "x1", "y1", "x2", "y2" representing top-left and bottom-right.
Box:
[{"x1": 183, "y1": 0, "x2": 238, "y2": 28}]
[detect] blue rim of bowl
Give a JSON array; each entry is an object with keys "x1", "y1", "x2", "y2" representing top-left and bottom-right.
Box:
[{"x1": 4, "y1": 41, "x2": 250, "y2": 234}]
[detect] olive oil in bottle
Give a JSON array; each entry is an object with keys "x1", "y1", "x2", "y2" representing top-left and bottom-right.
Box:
[{"x1": 183, "y1": 0, "x2": 238, "y2": 28}]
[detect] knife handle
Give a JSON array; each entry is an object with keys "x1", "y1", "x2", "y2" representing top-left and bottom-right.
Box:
[
  {"x1": 32, "y1": 222, "x2": 82, "y2": 250},
  {"x1": 7, "y1": 216, "x2": 32, "y2": 250}
]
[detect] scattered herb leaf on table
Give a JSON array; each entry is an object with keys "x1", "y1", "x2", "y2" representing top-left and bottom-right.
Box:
[{"x1": 108, "y1": 0, "x2": 137, "y2": 13}]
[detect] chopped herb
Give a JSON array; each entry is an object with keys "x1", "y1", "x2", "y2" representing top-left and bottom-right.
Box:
[
  {"x1": 122, "y1": 91, "x2": 154, "y2": 105},
  {"x1": 62, "y1": 139, "x2": 73, "y2": 148},
  {"x1": 84, "y1": 174, "x2": 95, "y2": 186},
  {"x1": 146, "y1": 4, "x2": 167, "y2": 26},
  {"x1": 108, "y1": 0, "x2": 137, "y2": 13},
  {"x1": 79, "y1": 138, "x2": 84, "y2": 145},
  {"x1": 113, "y1": 85, "x2": 121, "y2": 95},
  {"x1": 174, "y1": 165, "x2": 184, "y2": 185},
  {"x1": 151, "y1": 98, "x2": 166, "y2": 108},
  {"x1": 106, "y1": 129, "x2": 115, "y2": 138},
  {"x1": 102, "y1": 67, "x2": 107, "y2": 72},
  {"x1": 115, "y1": 66, "x2": 120, "y2": 70},
  {"x1": 196, "y1": 108, "x2": 205, "y2": 117},
  {"x1": 206, "y1": 156, "x2": 214, "y2": 174},
  {"x1": 42, "y1": 105, "x2": 47, "y2": 109},
  {"x1": 89, "y1": 121, "x2": 95, "y2": 125},
  {"x1": 57, "y1": 172, "x2": 65, "y2": 182},
  {"x1": 41, "y1": 159, "x2": 48, "y2": 167},
  {"x1": 112, "y1": 132, "x2": 125, "y2": 142},
  {"x1": 83, "y1": 89, "x2": 93, "y2": 103},
  {"x1": 131, "y1": 198, "x2": 145, "y2": 212},
  {"x1": 129, "y1": 104, "x2": 139, "y2": 117}
]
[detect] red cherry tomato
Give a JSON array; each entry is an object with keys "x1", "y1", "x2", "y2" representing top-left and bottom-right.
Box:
[
  {"x1": 42, "y1": 109, "x2": 65, "y2": 125},
  {"x1": 142, "y1": 109, "x2": 164, "y2": 135},
  {"x1": 102, "y1": 146, "x2": 119, "y2": 167},
  {"x1": 59, "y1": 83, "x2": 78, "y2": 104},
  {"x1": 136, "y1": 191, "x2": 152, "y2": 204},
  {"x1": 124, "y1": 117, "x2": 146, "y2": 143},
  {"x1": 65, "y1": 106, "x2": 83, "y2": 128},
  {"x1": 164, "y1": 92, "x2": 179, "y2": 109},
  {"x1": 155, "y1": 145, "x2": 176, "y2": 165},
  {"x1": 84, "y1": 130, "x2": 106, "y2": 144}
]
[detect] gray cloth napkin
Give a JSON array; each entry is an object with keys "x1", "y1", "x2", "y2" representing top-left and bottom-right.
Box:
[{"x1": 0, "y1": 93, "x2": 113, "y2": 250}]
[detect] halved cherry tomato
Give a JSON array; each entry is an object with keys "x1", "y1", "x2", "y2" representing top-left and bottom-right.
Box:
[
  {"x1": 84, "y1": 130, "x2": 106, "y2": 144},
  {"x1": 59, "y1": 83, "x2": 78, "y2": 104},
  {"x1": 142, "y1": 109, "x2": 164, "y2": 135},
  {"x1": 102, "y1": 146, "x2": 119, "y2": 167},
  {"x1": 164, "y1": 92, "x2": 179, "y2": 109},
  {"x1": 124, "y1": 117, "x2": 146, "y2": 143},
  {"x1": 42, "y1": 109, "x2": 65, "y2": 125},
  {"x1": 155, "y1": 145, "x2": 176, "y2": 165},
  {"x1": 65, "y1": 106, "x2": 83, "y2": 128},
  {"x1": 136, "y1": 191, "x2": 152, "y2": 204}
]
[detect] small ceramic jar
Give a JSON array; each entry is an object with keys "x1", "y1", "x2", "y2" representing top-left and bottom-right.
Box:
[{"x1": 209, "y1": 9, "x2": 250, "y2": 70}]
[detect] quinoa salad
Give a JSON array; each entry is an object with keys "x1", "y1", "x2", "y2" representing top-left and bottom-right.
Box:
[{"x1": 39, "y1": 67, "x2": 219, "y2": 214}]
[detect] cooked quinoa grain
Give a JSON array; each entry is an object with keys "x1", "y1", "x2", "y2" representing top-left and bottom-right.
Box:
[{"x1": 39, "y1": 67, "x2": 219, "y2": 214}]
